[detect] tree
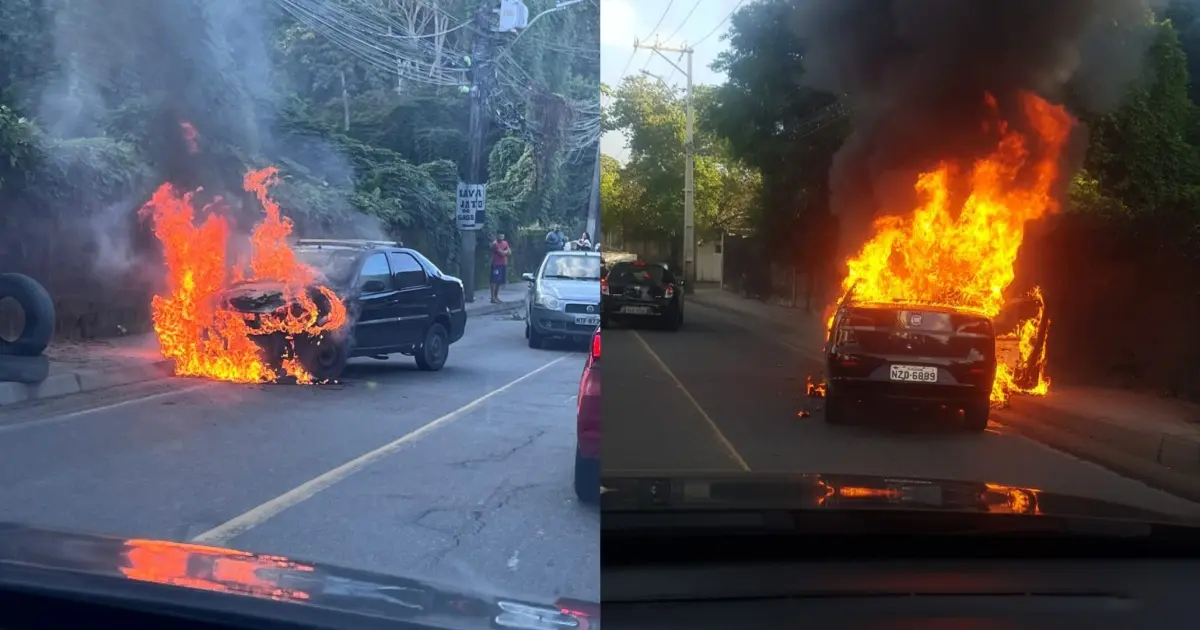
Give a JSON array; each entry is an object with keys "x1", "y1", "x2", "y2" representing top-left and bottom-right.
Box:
[
  {"x1": 705, "y1": 0, "x2": 847, "y2": 269},
  {"x1": 604, "y1": 75, "x2": 757, "y2": 244}
]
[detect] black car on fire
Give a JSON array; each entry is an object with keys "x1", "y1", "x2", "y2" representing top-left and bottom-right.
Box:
[
  {"x1": 223, "y1": 239, "x2": 466, "y2": 381},
  {"x1": 824, "y1": 288, "x2": 997, "y2": 432}
]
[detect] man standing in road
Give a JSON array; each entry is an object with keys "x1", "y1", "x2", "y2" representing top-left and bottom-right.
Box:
[{"x1": 490, "y1": 232, "x2": 511, "y2": 304}]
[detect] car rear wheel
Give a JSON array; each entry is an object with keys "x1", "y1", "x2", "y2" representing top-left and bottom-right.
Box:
[
  {"x1": 824, "y1": 391, "x2": 847, "y2": 425},
  {"x1": 415, "y1": 322, "x2": 449, "y2": 371},
  {"x1": 963, "y1": 401, "x2": 991, "y2": 432},
  {"x1": 574, "y1": 449, "x2": 599, "y2": 505},
  {"x1": 297, "y1": 334, "x2": 348, "y2": 382}
]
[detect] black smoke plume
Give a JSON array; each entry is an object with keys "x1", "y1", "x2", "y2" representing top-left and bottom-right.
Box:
[{"x1": 794, "y1": 0, "x2": 1162, "y2": 255}]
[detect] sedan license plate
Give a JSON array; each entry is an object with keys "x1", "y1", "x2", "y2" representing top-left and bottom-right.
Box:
[
  {"x1": 574, "y1": 315, "x2": 601, "y2": 326},
  {"x1": 889, "y1": 364, "x2": 938, "y2": 383},
  {"x1": 620, "y1": 306, "x2": 651, "y2": 315}
]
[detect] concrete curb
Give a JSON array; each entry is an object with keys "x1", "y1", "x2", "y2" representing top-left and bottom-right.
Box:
[
  {"x1": 0, "y1": 359, "x2": 175, "y2": 408},
  {"x1": 1004, "y1": 396, "x2": 1200, "y2": 475},
  {"x1": 466, "y1": 299, "x2": 524, "y2": 318},
  {"x1": 995, "y1": 407, "x2": 1200, "y2": 504},
  {"x1": 0, "y1": 300, "x2": 526, "y2": 408}
]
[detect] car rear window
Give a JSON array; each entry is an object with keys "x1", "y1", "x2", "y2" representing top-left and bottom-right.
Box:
[{"x1": 608, "y1": 263, "x2": 667, "y2": 285}]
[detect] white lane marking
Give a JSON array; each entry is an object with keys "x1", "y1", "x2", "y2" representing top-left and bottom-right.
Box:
[
  {"x1": 630, "y1": 331, "x2": 752, "y2": 472},
  {"x1": 190, "y1": 355, "x2": 572, "y2": 545},
  {"x1": 0, "y1": 383, "x2": 215, "y2": 435}
]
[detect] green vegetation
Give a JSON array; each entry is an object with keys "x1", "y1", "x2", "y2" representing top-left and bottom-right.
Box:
[{"x1": 0, "y1": 0, "x2": 599, "y2": 288}]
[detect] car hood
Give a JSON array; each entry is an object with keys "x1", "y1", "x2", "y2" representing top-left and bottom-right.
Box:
[
  {"x1": 0, "y1": 523, "x2": 596, "y2": 629},
  {"x1": 599, "y1": 472, "x2": 1182, "y2": 522},
  {"x1": 223, "y1": 280, "x2": 349, "y2": 314},
  {"x1": 539, "y1": 278, "x2": 600, "y2": 303}
]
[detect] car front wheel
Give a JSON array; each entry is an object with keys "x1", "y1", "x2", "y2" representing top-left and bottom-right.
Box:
[
  {"x1": 296, "y1": 333, "x2": 348, "y2": 382},
  {"x1": 415, "y1": 322, "x2": 450, "y2": 371}
]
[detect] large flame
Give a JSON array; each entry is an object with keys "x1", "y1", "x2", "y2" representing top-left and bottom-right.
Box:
[
  {"x1": 831, "y1": 91, "x2": 1071, "y2": 404},
  {"x1": 139, "y1": 166, "x2": 348, "y2": 384}
]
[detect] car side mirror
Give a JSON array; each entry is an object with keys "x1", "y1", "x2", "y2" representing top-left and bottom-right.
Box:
[
  {"x1": 362, "y1": 279, "x2": 386, "y2": 293},
  {"x1": 522, "y1": 272, "x2": 535, "y2": 282}
]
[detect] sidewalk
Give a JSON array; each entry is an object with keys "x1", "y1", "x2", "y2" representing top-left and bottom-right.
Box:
[
  {"x1": 691, "y1": 286, "x2": 1200, "y2": 498},
  {"x1": 0, "y1": 282, "x2": 526, "y2": 408}
]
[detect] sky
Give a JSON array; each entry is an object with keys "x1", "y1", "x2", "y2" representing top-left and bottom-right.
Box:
[{"x1": 599, "y1": 0, "x2": 744, "y2": 162}]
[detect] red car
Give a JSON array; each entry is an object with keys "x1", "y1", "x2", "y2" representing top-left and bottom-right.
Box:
[{"x1": 574, "y1": 325, "x2": 600, "y2": 504}]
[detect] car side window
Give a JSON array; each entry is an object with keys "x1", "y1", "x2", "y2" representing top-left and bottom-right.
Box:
[
  {"x1": 389, "y1": 252, "x2": 428, "y2": 290},
  {"x1": 358, "y1": 253, "x2": 393, "y2": 292}
]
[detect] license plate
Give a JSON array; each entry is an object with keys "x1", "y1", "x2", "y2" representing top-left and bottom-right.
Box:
[
  {"x1": 889, "y1": 364, "x2": 938, "y2": 383},
  {"x1": 574, "y1": 315, "x2": 600, "y2": 326},
  {"x1": 620, "y1": 306, "x2": 651, "y2": 315}
]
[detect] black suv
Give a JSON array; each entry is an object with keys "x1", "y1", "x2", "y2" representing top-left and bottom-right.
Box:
[
  {"x1": 224, "y1": 239, "x2": 466, "y2": 381},
  {"x1": 824, "y1": 292, "x2": 997, "y2": 431}
]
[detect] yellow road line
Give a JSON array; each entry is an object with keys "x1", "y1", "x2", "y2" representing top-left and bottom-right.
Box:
[{"x1": 631, "y1": 331, "x2": 752, "y2": 472}]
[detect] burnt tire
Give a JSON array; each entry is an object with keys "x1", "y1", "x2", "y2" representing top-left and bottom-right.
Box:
[
  {"x1": 416, "y1": 322, "x2": 449, "y2": 371},
  {"x1": 824, "y1": 391, "x2": 847, "y2": 425},
  {"x1": 963, "y1": 401, "x2": 991, "y2": 432},
  {"x1": 0, "y1": 273, "x2": 55, "y2": 357},
  {"x1": 574, "y1": 449, "x2": 600, "y2": 506},
  {"x1": 297, "y1": 334, "x2": 348, "y2": 382}
]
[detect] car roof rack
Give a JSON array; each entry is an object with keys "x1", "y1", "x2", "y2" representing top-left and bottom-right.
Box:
[{"x1": 294, "y1": 239, "x2": 403, "y2": 249}]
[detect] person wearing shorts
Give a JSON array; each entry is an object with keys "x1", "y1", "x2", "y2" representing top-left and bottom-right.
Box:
[{"x1": 490, "y1": 233, "x2": 511, "y2": 303}]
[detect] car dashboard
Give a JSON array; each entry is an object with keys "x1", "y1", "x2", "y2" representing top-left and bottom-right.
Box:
[{"x1": 603, "y1": 559, "x2": 1197, "y2": 629}]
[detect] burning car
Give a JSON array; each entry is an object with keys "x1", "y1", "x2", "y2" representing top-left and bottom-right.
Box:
[
  {"x1": 222, "y1": 239, "x2": 467, "y2": 382},
  {"x1": 820, "y1": 279, "x2": 1050, "y2": 431}
]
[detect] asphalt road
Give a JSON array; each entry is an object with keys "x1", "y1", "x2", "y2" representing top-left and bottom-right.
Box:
[
  {"x1": 0, "y1": 309, "x2": 598, "y2": 602},
  {"x1": 602, "y1": 298, "x2": 1200, "y2": 520}
]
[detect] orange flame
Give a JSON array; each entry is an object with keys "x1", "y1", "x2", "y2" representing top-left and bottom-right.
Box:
[
  {"x1": 140, "y1": 166, "x2": 348, "y2": 384},
  {"x1": 830, "y1": 91, "x2": 1071, "y2": 404}
]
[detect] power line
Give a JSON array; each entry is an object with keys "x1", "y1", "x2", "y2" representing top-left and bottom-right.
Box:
[
  {"x1": 617, "y1": 0, "x2": 675, "y2": 82},
  {"x1": 664, "y1": 0, "x2": 702, "y2": 43},
  {"x1": 692, "y1": 0, "x2": 744, "y2": 48}
]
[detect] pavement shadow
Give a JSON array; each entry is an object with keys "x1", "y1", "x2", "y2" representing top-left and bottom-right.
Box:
[{"x1": 838, "y1": 402, "x2": 989, "y2": 438}]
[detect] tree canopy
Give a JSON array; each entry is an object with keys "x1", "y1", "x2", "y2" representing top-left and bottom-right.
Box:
[{"x1": 0, "y1": 0, "x2": 600, "y2": 297}]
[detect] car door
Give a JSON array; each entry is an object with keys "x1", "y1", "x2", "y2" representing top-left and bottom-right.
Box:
[
  {"x1": 353, "y1": 253, "x2": 402, "y2": 350},
  {"x1": 388, "y1": 251, "x2": 434, "y2": 347}
]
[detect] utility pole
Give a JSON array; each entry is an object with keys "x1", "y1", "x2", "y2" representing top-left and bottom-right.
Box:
[
  {"x1": 587, "y1": 140, "x2": 600, "y2": 241},
  {"x1": 633, "y1": 38, "x2": 695, "y2": 293},
  {"x1": 459, "y1": 0, "x2": 496, "y2": 303}
]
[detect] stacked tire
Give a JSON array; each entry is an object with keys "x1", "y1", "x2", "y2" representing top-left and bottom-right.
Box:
[{"x1": 0, "y1": 273, "x2": 55, "y2": 383}]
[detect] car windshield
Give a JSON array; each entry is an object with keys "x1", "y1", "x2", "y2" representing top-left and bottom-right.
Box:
[
  {"x1": 607, "y1": 263, "x2": 666, "y2": 285},
  {"x1": 294, "y1": 248, "x2": 358, "y2": 285},
  {"x1": 542, "y1": 254, "x2": 601, "y2": 280},
  {"x1": 596, "y1": 0, "x2": 1200, "y2": 531},
  {"x1": 0, "y1": 0, "x2": 599, "y2": 615}
]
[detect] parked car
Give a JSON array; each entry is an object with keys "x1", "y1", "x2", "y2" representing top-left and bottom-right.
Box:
[
  {"x1": 522, "y1": 250, "x2": 602, "y2": 349},
  {"x1": 224, "y1": 239, "x2": 466, "y2": 381},
  {"x1": 575, "y1": 325, "x2": 600, "y2": 504},
  {"x1": 823, "y1": 289, "x2": 997, "y2": 431},
  {"x1": 600, "y1": 260, "x2": 684, "y2": 331}
]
